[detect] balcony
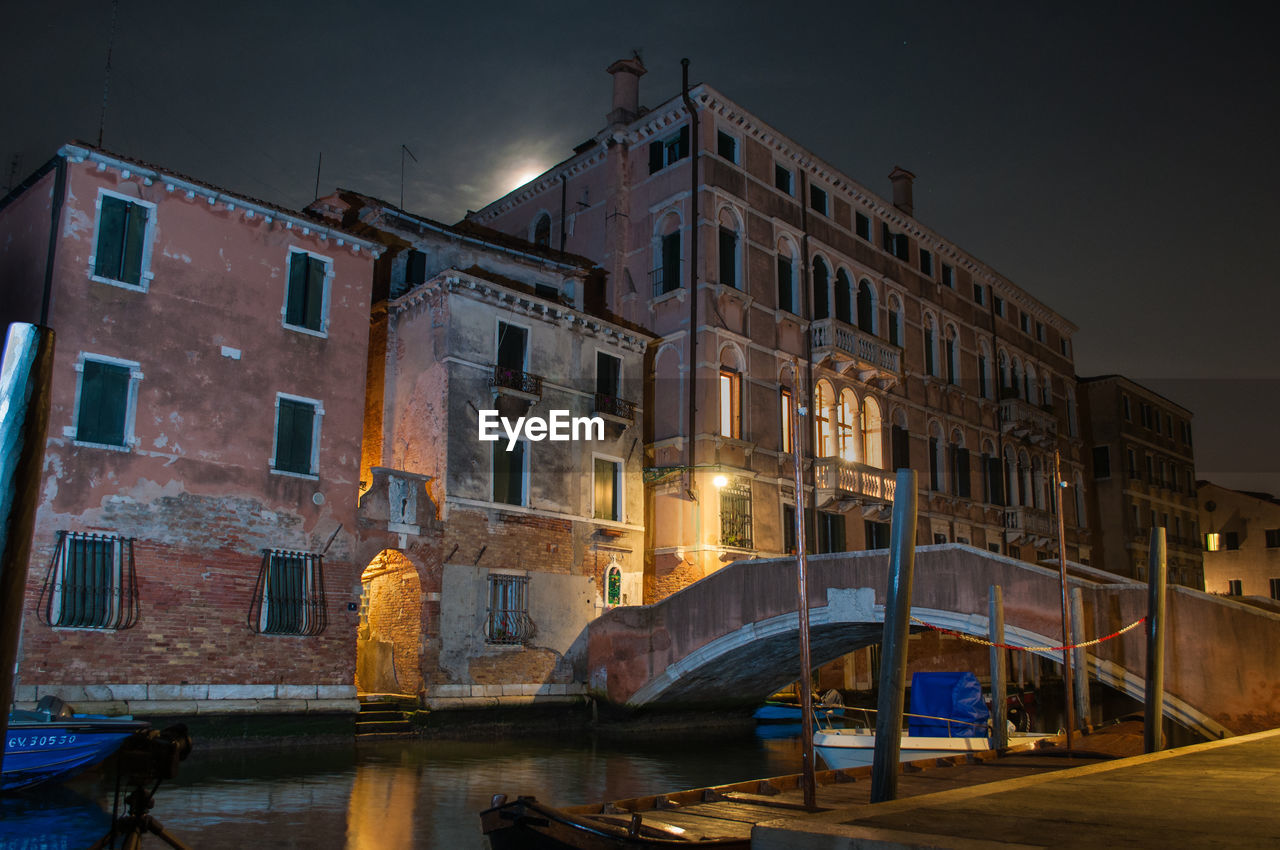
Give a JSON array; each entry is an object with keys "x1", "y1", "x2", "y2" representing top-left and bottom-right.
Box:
[
  {"x1": 1003, "y1": 506, "x2": 1054, "y2": 545},
  {"x1": 814, "y1": 457, "x2": 896, "y2": 510},
  {"x1": 593, "y1": 392, "x2": 636, "y2": 425},
  {"x1": 998, "y1": 396, "x2": 1058, "y2": 445},
  {"x1": 489, "y1": 365, "x2": 543, "y2": 401},
  {"x1": 810, "y1": 318, "x2": 902, "y2": 387}
]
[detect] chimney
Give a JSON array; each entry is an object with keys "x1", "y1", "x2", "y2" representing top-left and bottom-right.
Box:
[
  {"x1": 606, "y1": 56, "x2": 647, "y2": 125},
  {"x1": 889, "y1": 166, "x2": 916, "y2": 216}
]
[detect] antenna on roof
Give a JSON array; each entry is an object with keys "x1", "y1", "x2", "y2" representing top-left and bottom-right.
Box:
[
  {"x1": 400, "y1": 144, "x2": 418, "y2": 210},
  {"x1": 313, "y1": 151, "x2": 322, "y2": 201},
  {"x1": 97, "y1": 0, "x2": 121, "y2": 147}
]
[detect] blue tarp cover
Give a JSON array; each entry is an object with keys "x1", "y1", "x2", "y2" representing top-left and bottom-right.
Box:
[{"x1": 908, "y1": 672, "x2": 990, "y2": 737}]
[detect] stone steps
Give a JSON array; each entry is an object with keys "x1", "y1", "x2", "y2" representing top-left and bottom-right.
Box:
[{"x1": 356, "y1": 695, "x2": 419, "y2": 738}]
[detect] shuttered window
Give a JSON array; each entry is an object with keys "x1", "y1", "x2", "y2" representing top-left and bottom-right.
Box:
[
  {"x1": 75, "y1": 359, "x2": 131, "y2": 446},
  {"x1": 285, "y1": 251, "x2": 328, "y2": 332},
  {"x1": 594, "y1": 457, "x2": 621, "y2": 521},
  {"x1": 93, "y1": 195, "x2": 149, "y2": 287},
  {"x1": 274, "y1": 397, "x2": 318, "y2": 475}
]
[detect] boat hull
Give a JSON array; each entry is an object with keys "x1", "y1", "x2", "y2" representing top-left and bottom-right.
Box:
[
  {"x1": 3, "y1": 718, "x2": 149, "y2": 792},
  {"x1": 814, "y1": 729, "x2": 1051, "y2": 770},
  {"x1": 480, "y1": 795, "x2": 750, "y2": 850}
]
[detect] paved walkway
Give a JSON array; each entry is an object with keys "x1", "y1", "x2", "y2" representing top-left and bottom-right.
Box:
[{"x1": 754, "y1": 728, "x2": 1280, "y2": 848}]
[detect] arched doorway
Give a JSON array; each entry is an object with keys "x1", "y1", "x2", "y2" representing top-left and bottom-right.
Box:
[{"x1": 356, "y1": 549, "x2": 422, "y2": 696}]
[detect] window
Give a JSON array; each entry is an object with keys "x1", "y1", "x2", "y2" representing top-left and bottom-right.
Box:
[
  {"x1": 648, "y1": 125, "x2": 690, "y2": 173},
  {"x1": 856, "y1": 279, "x2": 876, "y2": 334},
  {"x1": 928, "y1": 425, "x2": 944, "y2": 491},
  {"x1": 815, "y1": 381, "x2": 834, "y2": 457},
  {"x1": 719, "y1": 479, "x2": 753, "y2": 548},
  {"x1": 493, "y1": 439, "x2": 527, "y2": 506},
  {"x1": 1019, "y1": 312, "x2": 1030, "y2": 334},
  {"x1": 834, "y1": 270, "x2": 853, "y2": 325},
  {"x1": 1008, "y1": 545, "x2": 1021, "y2": 560},
  {"x1": 1221, "y1": 531, "x2": 1240, "y2": 550},
  {"x1": 1060, "y1": 338, "x2": 1070, "y2": 357},
  {"x1": 812, "y1": 258, "x2": 830, "y2": 320},
  {"x1": 776, "y1": 249, "x2": 796, "y2": 313},
  {"x1": 1140, "y1": 403, "x2": 1153, "y2": 429},
  {"x1": 810, "y1": 185, "x2": 828, "y2": 216},
  {"x1": 861, "y1": 397, "x2": 883, "y2": 468},
  {"x1": 1126, "y1": 448, "x2": 1139, "y2": 478},
  {"x1": 1266, "y1": 529, "x2": 1280, "y2": 548},
  {"x1": 593, "y1": 457, "x2": 622, "y2": 521},
  {"x1": 606, "y1": 564, "x2": 622, "y2": 606},
  {"x1": 1035, "y1": 321, "x2": 1045, "y2": 342},
  {"x1": 1145, "y1": 454, "x2": 1154, "y2": 483},
  {"x1": 38, "y1": 531, "x2": 138, "y2": 630},
  {"x1": 717, "y1": 130, "x2": 739, "y2": 163},
  {"x1": 532, "y1": 213, "x2": 551, "y2": 248},
  {"x1": 775, "y1": 163, "x2": 793, "y2": 195},
  {"x1": 654, "y1": 223, "x2": 681, "y2": 296},
  {"x1": 1155, "y1": 413, "x2": 1163, "y2": 435},
  {"x1": 881, "y1": 223, "x2": 910, "y2": 261},
  {"x1": 972, "y1": 282, "x2": 985, "y2": 305},
  {"x1": 1227, "y1": 579, "x2": 1242, "y2": 596},
  {"x1": 944, "y1": 327, "x2": 958, "y2": 385},
  {"x1": 865, "y1": 521, "x2": 891, "y2": 550},
  {"x1": 719, "y1": 369, "x2": 741, "y2": 438},
  {"x1": 891, "y1": 424, "x2": 910, "y2": 470},
  {"x1": 816, "y1": 511, "x2": 845, "y2": 553},
  {"x1": 887, "y1": 296, "x2": 902, "y2": 347},
  {"x1": 486, "y1": 574, "x2": 532, "y2": 645},
  {"x1": 1205, "y1": 533, "x2": 1222, "y2": 551},
  {"x1": 780, "y1": 388, "x2": 794, "y2": 453},
  {"x1": 855, "y1": 212, "x2": 871, "y2": 240},
  {"x1": 837, "y1": 389, "x2": 857, "y2": 461},
  {"x1": 596, "y1": 351, "x2": 621, "y2": 398},
  {"x1": 251, "y1": 549, "x2": 327, "y2": 636},
  {"x1": 91, "y1": 191, "x2": 153, "y2": 289},
  {"x1": 1271, "y1": 579, "x2": 1280, "y2": 601},
  {"x1": 923, "y1": 315, "x2": 939, "y2": 377},
  {"x1": 1163, "y1": 413, "x2": 1172, "y2": 436},
  {"x1": 405, "y1": 249, "x2": 427, "y2": 288},
  {"x1": 783, "y1": 504, "x2": 797, "y2": 554},
  {"x1": 73, "y1": 355, "x2": 140, "y2": 448},
  {"x1": 919, "y1": 249, "x2": 934, "y2": 277},
  {"x1": 978, "y1": 347, "x2": 990, "y2": 399},
  {"x1": 718, "y1": 225, "x2": 738, "y2": 288},
  {"x1": 284, "y1": 249, "x2": 331, "y2": 334},
  {"x1": 1092, "y1": 446, "x2": 1112, "y2": 479},
  {"x1": 943, "y1": 264, "x2": 955, "y2": 289},
  {"x1": 1181, "y1": 420, "x2": 1193, "y2": 445},
  {"x1": 1122, "y1": 395, "x2": 1132, "y2": 421},
  {"x1": 272, "y1": 394, "x2": 321, "y2": 476},
  {"x1": 993, "y1": 295, "x2": 1006, "y2": 318},
  {"x1": 496, "y1": 320, "x2": 529, "y2": 377}
]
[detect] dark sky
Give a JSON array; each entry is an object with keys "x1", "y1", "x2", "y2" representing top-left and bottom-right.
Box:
[{"x1": 4, "y1": 1, "x2": 1277, "y2": 494}]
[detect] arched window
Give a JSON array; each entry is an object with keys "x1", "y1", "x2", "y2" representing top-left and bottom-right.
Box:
[
  {"x1": 719, "y1": 344, "x2": 746, "y2": 439},
  {"x1": 532, "y1": 213, "x2": 552, "y2": 248},
  {"x1": 1066, "y1": 387, "x2": 1079, "y2": 437},
  {"x1": 776, "y1": 237, "x2": 797, "y2": 313},
  {"x1": 815, "y1": 380, "x2": 835, "y2": 457},
  {"x1": 653, "y1": 211, "x2": 682, "y2": 296},
  {"x1": 923, "y1": 314, "x2": 940, "y2": 377},
  {"x1": 928, "y1": 422, "x2": 946, "y2": 492},
  {"x1": 998, "y1": 350, "x2": 1010, "y2": 396},
  {"x1": 838, "y1": 388, "x2": 858, "y2": 462},
  {"x1": 1025, "y1": 363, "x2": 1038, "y2": 405},
  {"x1": 1018, "y1": 450, "x2": 1032, "y2": 508},
  {"x1": 944, "y1": 324, "x2": 959, "y2": 385},
  {"x1": 1074, "y1": 472, "x2": 1086, "y2": 527},
  {"x1": 1043, "y1": 373, "x2": 1053, "y2": 410},
  {"x1": 1004, "y1": 446, "x2": 1020, "y2": 506},
  {"x1": 978, "y1": 340, "x2": 993, "y2": 399},
  {"x1": 1010, "y1": 357, "x2": 1023, "y2": 402},
  {"x1": 606, "y1": 564, "x2": 622, "y2": 606},
  {"x1": 886, "y1": 293, "x2": 903, "y2": 348},
  {"x1": 981, "y1": 439, "x2": 1001, "y2": 505},
  {"x1": 717, "y1": 207, "x2": 742, "y2": 289},
  {"x1": 949, "y1": 428, "x2": 969, "y2": 497},
  {"x1": 812, "y1": 257, "x2": 830, "y2": 320},
  {"x1": 857, "y1": 279, "x2": 877, "y2": 334},
  {"x1": 862, "y1": 397, "x2": 883, "y2": 468},
  {"x1": 835, "y1": 269, "x2": 854, "y2": 324},
  {"x1": 1031, "y1": 456, "x2": 1046, "y2": 510}
]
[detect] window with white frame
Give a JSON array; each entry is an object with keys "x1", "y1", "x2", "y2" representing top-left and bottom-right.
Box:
[
  {"x1": 780, "y1": 387, "x2": 794, "y2": 453},
  {"x1": 593, "y1": 456, "x2": 622, "y2": 521},
  {"x1": 717, "y1": 208, "x2": 741, "y2": 288},
  {"x1": 90, "y1": 190, "x2": 155, "y2": 289},
  {"x1": 272, "y1": 393, "x2": 322, "y2": 476},
  {"x1": 719, "y1": 368, "x2": 741, "y2": 438},
  {"x1": 653, "y1": 211, "x2": 682, "y2": 296},
  {"x1": 810, "y1": 185, "x2": 828, "y2": 216},
  {"x1": 38, "y1": 531, "x2": 139, "y2": 630},
  {"x1": 73, "y1": 354, "x2": 142, "y2": 449},
  {"x1": 493, "y1": 438, "x2": 528, "y2": 506},
  {"x1": 283, "y1": 249, "x2": 331, "y2": 334},
  {"x1": 776, "y1": 238, "x2": 797, "y2": 313},
  {"x1": 486, "y1": 573, "x2": 533, "y2": 645},
  {"x1": 717, "y1": 129, "x2": 739, "y2": 164},
  {"x1": 775, "y1": 163, "x2": 794, "y2": 195},
  {"x1": 648, "y1": 126, "x2": 690, "y2": 173}
]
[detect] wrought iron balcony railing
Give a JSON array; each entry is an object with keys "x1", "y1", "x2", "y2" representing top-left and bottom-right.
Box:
[
  {"x1": 489, "y1": 365, "x2": 543, "y2": 398},
  {"x1": 593, "y1": 393, "x2": 636, "y2": 423}
]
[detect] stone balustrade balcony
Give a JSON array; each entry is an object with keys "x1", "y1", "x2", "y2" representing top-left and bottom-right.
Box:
[
  {"x1": 998, "y1": 396, "x2": 1058, "y2": 444},
  {"x1": 810, "y1": 318, "x2": 902, "y2": 386},
  {"x1": 1003, "y1": 505, "x2": 1055, "y2": 543},
  {"x1": 814, "y1": 457, "x2": 896, "y2": 506}
]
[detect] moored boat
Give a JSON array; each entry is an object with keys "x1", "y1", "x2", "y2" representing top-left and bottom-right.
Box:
[
  {"x1": 813, "y1": 727, "x2": 1052, "y2": 769},
  {"x1": 3, "y1": 697, "x2": 149, "y2": 793}
]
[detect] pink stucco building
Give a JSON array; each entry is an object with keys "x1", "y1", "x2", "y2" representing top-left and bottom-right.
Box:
[{"x1": 0, "y1": 143, "x2": 382, "y2": 718}]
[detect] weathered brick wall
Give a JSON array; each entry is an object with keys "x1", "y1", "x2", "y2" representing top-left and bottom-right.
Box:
[
  {"x1": 444, "y1": 509, "x2": 575, "y2": 574},
  {"x1": 362, "y1": 550, "x2": 423, "y2": 694}
]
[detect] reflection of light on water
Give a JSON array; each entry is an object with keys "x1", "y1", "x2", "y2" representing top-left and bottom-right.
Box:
[{"x1": 347, "y1": 763, "x2": 419, "y2": 850}]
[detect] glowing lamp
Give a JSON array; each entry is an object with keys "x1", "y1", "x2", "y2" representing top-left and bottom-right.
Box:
[{"x1": 712, "y1": 474, "x2": 729, "y2": 489}]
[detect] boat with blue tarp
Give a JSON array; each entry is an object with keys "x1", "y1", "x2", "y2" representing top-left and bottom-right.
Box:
[{"x1": 3, "y1": 696, "x2": 149, "y2": 793}]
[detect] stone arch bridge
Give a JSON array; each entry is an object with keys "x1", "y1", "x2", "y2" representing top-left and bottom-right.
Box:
[{"x1": 587, "y1": 545, "x2": 1280, "y2": 738}]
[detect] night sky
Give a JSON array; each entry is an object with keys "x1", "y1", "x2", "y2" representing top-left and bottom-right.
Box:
[{"x1": 4, "y1": 1, "x2": 1277, "y2": 494}]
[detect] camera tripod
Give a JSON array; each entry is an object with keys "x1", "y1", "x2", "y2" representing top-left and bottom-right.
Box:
[{"x1": 87, "y1": 778, "x2": 191, "y2": 850}]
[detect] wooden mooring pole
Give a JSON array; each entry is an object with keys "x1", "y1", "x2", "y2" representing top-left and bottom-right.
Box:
[
  {"x1": 1071, "y1": 587, "x2": 1091, "y2": 728},
  {"x1": 870, "y1": 468, "x2": 918, "y2": 804},
  {"x1": 1145, "y1": 527, "x2": 1167, "y2": 753},
  {"x1": 1053, "y1": 451, "x2": 1075, "y2": 749},
  {"x1": 788, "y1": 372, "x2": 816, "y2": 810},
  {"x1": 989, "y1": 585, "x2": 1008, "y2": 750}
]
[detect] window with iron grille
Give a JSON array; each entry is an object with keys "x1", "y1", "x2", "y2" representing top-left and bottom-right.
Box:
[
  {"x1": 719, "y1": 479, "x2": 753, "y2": 548},
  {"x1": 486, "y1": 574, "x2": 534, "y2": 645},
  {"x1": 38, "y1": 532, "x2": 139, "y2": 630},
  {"x1": 249, "y1": 549, "x2": 328, "y2": 636}
]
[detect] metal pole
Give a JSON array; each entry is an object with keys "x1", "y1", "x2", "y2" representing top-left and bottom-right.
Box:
[
  {"x1": 1071, "y1": 586, "x2": 1091, "y2": 728},
  {"x1": 0, "y1": 324, "x2": 56, "y2": 775},
  {"x1": 1145, "y1": 527, "x2": 1167, "y2": 753},
  {"x1": 870, "y1": 468, "x2": 918, "y2": 804},
  {"x1": 1053, "y1": 450, "x2": 1074, "y2": 749},
  {"x1": 989, "y1": 584, "x2": 1008, "y2": 750},
  {"x1": 789, "y1": 369, "x2": 816, "y2": 810}
]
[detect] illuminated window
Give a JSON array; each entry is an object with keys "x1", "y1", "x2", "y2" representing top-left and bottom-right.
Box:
[
  {"x1": 838, "y1": 388, "x2": 857, "y2": 461},
  {"x1": 593, "y1": 457, "x2": 622, "y2": 521},
  {"x1": 862, "y1": 397, "x2": 883, "y2": 468},
  {"x1": 780, "y1": 388, "x2": 794, "y2": 453},
  {"x1": 719, "y1": 369, "x2": 741, "y2": 438},
  {"x1": 814, "y1": 381, "x2": 834, "y2": 457},
  {"x1": 606, "y1": 565, "x2": 622, "y2": 606},
  {"x1": 719, "y1": 479, "x2": 753, "y2": 548},
  {"x1": 1205, "y1": 533, "x2": 1221, "y2": 552}
]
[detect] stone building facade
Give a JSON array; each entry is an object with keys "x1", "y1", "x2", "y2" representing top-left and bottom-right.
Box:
[
  {"x1": 469, "y1": 58, "x2": 1092, "y2": 600},
  {"x1": 313, "y1": 191, "x2": 649, "y2": 708},
  {"x1": 1079, "y1": 375, "x2": 1201, "y2": 587},
  {"x1": 1196, "y1": 481, "x2": 1280, "y2": 599},
  {"x1": 0, "y1": 143, "x2": 381, "y2": 716}
]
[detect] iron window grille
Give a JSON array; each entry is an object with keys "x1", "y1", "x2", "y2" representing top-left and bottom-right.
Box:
[
  {"x1": 38, "y1": 532, "x2": 139, "y2": 630},
  {"x1": 719, "y1": 479, "x2": 754, "y2": 549},
  {"x1": 249, "y1": 549, "x2": 328, "y2": 636},
  {"x1": 486, "y1": 574, "x2": 534, "y2": 645}
]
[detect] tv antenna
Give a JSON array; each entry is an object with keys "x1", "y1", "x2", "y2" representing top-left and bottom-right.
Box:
[{"x1": 97, "y1": 0, "x2": 121, "y2": 147}]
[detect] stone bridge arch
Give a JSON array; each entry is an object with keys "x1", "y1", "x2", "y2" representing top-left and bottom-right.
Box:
[{"x1": 587, "y1": 546, "x2": 1280, "y2": 738}]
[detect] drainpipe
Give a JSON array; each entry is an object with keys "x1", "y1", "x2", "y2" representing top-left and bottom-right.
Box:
[
  {"x1": 681, "y1": 59, "x2": 699, "y2": 475},
  {"x1": 559, "y1": 172, "x2": 568, "y2": 254}
]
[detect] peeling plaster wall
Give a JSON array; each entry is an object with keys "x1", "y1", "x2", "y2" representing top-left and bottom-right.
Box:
[{"x1": 7, "y1": 157, "x2": 376, "y2": 714}]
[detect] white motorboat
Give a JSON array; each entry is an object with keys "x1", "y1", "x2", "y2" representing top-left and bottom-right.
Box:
[{"x1": 814, "y1": 727, "x2": 1053, "y2": 769}]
